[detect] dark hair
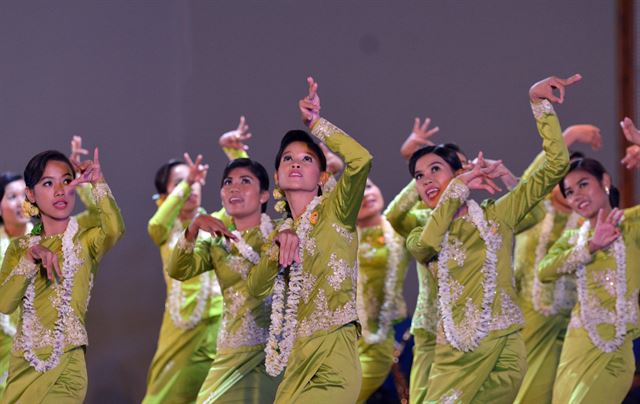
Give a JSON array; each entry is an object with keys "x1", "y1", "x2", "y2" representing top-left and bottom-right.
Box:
[
  {"x1": 154, "y1": 159, "x2": 185, "y2": 195},
  {"x1": 275, "y1": 130, "x2": 327, "y2": 172},
  {"x1": 221, "y1": 158, "x2": 270, "y2": 213},
  {"x1": 569, "y1": 150, "x2": 586, "y2": 161},
  {"x1": 559, "y1": 157, "x2": 620, "y2": 208},
  {"x1": 442, "y1": 143, "x2": 467, "y2": 160},
  {"x1": 0, "y1": 172, "x2": 23, "y2": 224},
  {"x1": 408, "y1": 144, "x2": 463, "y2": 177},
  {"x1": 24, "y1": 150, "x2": 76, "y2": 189}
]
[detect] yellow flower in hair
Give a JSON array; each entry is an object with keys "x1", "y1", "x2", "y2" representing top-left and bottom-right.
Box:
[
  {"x1": 309, "y1": 211, "x2": 319, "y2": 225},
  {"x1": 21, "y1": 200, "x2": 39, "y2": 217}
]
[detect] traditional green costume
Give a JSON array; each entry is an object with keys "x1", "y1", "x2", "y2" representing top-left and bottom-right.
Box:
[
  {"x1": 406, "y1": 100, "x2": 569, "y2": 403},
  {"x1": 0, "y1": 183, "x2": 124, "y2": 403},
  {"x1": 247, "y1": 118, "x2": 372, "y2": 403}
]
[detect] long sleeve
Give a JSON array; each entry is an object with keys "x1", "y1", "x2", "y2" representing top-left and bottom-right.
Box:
[
  {"x1": 494, "y1": 101, "x2": 570, "y2": 229},
  {"x1": 0, "y1": 241, "x2": 37, "y2": 314},
  {"x1": 537, "y1": 229, "x2": 591, "y2": 283},
  {"x1": 406, "y1": 179, "x2": 469, "y2": 264},
  {"x1": 514, "y1": 201, "x2": 546, "y2": 234},
  {"x1": 223, "y1": 147, "x2": 249, "y2": 160},
  {"x1": 167, "y1": 233, "x2": 215, "y2": 281},
  {"x1": 84, "y1": 182, "x2": 125, "y2": 262},
  {"x1": 311, "y1": 118, "x2": 373, "y2": 228},
  {"x1": 147, "y1": 181, "x2": 191, "y2": 247},
  {"x1": 384, "y1": 180, "x2": 423, "y2": 238},
  {"x1": 246, "y1": 242, "x2": 279, "y2": 299}
]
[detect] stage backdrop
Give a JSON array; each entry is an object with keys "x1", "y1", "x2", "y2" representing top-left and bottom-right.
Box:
[{"x1": 0, "y1": 1, "x2": 622, "y2": 402}]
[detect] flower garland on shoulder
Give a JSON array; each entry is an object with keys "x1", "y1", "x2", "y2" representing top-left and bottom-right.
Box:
[
  {"x1": 265, "y1": 195, "x2": 323, "y2": 377},
  {"x1": 0, "y1": 314, "x2": 16, "y2": 337},
  {"x1": 574, "y1": 221, "x2": 629, "y2": 352},
  {"x1": 437, "y1": 199, "x2": 502, "y2": 352},
  {"x1": 357, "y1": 216, "x2": 404, "y2": 344},
  {"x1": 22, "y1": 217, "x2": 81, "y2": 372},
  {"x1": 229, "y1": 213, "x2": 273, "y2": 265}
]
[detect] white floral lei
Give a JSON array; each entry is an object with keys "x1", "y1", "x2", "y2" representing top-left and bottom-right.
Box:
[
  {"x1": 531, "y1": 201, "x2": 580, "y2": 316},
  {"x1": 0, "y1": 314, "x2": 16, "y2": 337},
  {"x1": 437, "y1": 200, "x2": 502, "y2": 352},
  {"x1": 357, "y1": 216, "x2": 403, "y2": 344},
  {"x1": 574, "y1": 221, "x2": 628, "y2": 352},
  {"x1": 265, "y1": 196, "x2": 323, "y2": 377},
  {"x1": 229, "y1": 214, "x2": 273, "y2": 265},
  {"x1": 22, "y1": 217, "x2": 81, "y2": 372}
]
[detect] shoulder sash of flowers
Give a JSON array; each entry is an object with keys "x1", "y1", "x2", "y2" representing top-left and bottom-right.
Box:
[
  {"x1": 574, "y1": 220, "x2": 629, "y2": 352},
  {"x1": 229, "y1": 213, "x2": 273, "y2": 265},
  {"x1": 358, "y1": 216, "x2": 404, "y2": 344},
  {"x1": 22, "y1": 217, "x2": 81, "y2": 372},
  {"x1": 265, "y1": 195, "x2": 323, "y2": 377},
  {"x1": 437, "y1": 199, "x2": 502, "y2": 352}
]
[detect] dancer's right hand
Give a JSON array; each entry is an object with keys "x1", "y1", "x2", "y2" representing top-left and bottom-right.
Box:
[
  {"x1": 588, "y1": 208, "x2": 623, "y2": 253},
  {"x1": 400, "y1": 117, "x2": 440, "y2": 160},
  {"x1": 184, "y1": 153, "x2": 209, "y2": 186},
  {"x1": 186, "y1": 214, "x2": 236, "y2": 242},
  {"x1": 27, "y1": 245, "x2": 61, "y2": 281},
  {"x1": 274, "y1": 230, "x2": 300, "y2": 267},
  {"x1": 529, "y1": 74, "x2": 582, "y2": 104}
]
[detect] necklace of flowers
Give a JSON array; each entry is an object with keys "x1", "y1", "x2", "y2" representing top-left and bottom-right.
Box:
[
  {"x1": 532, "y1": 201, "x2": 580, "y2": 316},
  {"x1": 229, "y1": 213, "x2": 274, "y2": 265},
  {"x1": 0, "y1": 314, "x2": 16, "y2": 337},
  {"x1": 168, "y1": 219, "x2": 212, "y2": 330},
  {"x1": 574, "y1": 220, "x2": 628, "y2": 352},
  {"x1": 437, "y1": 199, "x2": 502, "y2": 352},
  {"x1": 22, "y1": 217, "x2": 80, "y2": 372},
  {"x1": 357, "y1": 216, "x2": 403, "y2": 344},
  {"x1": 265, "y1": 195, "x2": 323, "y2": 377}
]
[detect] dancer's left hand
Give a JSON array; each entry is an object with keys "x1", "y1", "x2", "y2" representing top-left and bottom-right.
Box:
[
  {"x1": 299, "y1": 76, "x2": 321, "y2": 128},
  {"x1": 69, "y1": 148, "x2": 104, "y2": 187}
]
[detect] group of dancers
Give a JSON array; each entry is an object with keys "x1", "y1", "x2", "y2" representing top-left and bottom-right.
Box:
[{"x1": 0, "y1": 74, "x2": 639, "y2": 403}]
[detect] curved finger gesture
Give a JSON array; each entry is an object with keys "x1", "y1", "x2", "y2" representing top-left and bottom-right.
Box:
[
  {"x1": 620, "y1": 117, "x2": 640, "y2": 146},
  {"x1": 588, "y1": 208, "x2": 623, "y2": 253},
  {"x1": 187, "y1": 214, "x2": 236, "y2": 242},
  {"x1": 219, "y1": 116, "x2": 253, "y2": 151},
  {"x1": 621, "y1": 145, "x2": 640, "y2": 170},
  {"x1": 563, "y1": 124, "x2": 603, "y2": 150},
  {"x1": 184, "y1": 152, "x2": 209, "y2": 186},
  {"x1": 27, "y1": 245, "x2": 62, "y2": 282},
  {"x1": 299, "y1": 76, "x2": 321, "y2": 128},
  {"x1": 274, "y1": 229, "x2": 301, "y2": 267},
  {"x1": 529, "y1": 74, "x2": 582, "y2": 104},
  {"x1": 400, "y1": 117, "x2": 440, "y2": 160},
  {"x1": 69, "y1": 148, "x2": 104, "y2": 188},
  {"x1": 69, "y1": 135, "x2": 89, "y2": 170}
]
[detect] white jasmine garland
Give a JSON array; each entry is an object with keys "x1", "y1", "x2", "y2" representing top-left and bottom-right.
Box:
[
  {"x1": 357, "y1": 217, "x2": 404, "y2": 344},
  {"x1": 265, "y1": 196, "x2": 323, "y2": 377},
  {"x1": 22, "y1": 217, "x2": 81, "y2": 372},
  {"x1": 531, "y1": 202, "x2": 580, "y2": 316},
  {"x1": 0, "y1": 314, "x2": 16, "y2": 337},
  {"x1": 437, "y1": 200, "x2": 502, "y2": 352},
  {"x1": 574, "y1": 221, "x2": 629, "y2": 352},
  {"x1": 230, "y1": 214, "x2": 273, "y2": 265}
]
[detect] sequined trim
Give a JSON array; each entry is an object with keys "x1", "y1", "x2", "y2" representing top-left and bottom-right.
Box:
[
  {"x1": 327, "y1": 253, "x2": 357, "y2": 290},
  {"x1": 296, "y1": 290, "x2": 358, "y2": 339},
  {"x1": 436, "y1": 180, "x2": 469, "y2": 210},
  {"x1": 490, "y1": 290, "x2": 524, "y2": 331},
  {"x1": 310, "y1": 118, "x2": 341, "y2": 143},
  {"x1": 440, "y1": 388, "x2": 463, "y2": 404},
  {"x1": 175, "y1": 234, "x2": 195, "y2": 253},
  {"x1": 1, "y1": 257, "x2": 38, "y2": 286},
  {"x1": 531, "y1": 99, "x2": 555, "y2": 120},
  {"x1": 91, "y1": 182, "x2": 114, "y2": 202},
  {"x1": 217, "y1": 311, "x2": 269, "y2": 352},
  {"x1": 332, "y1": 223, "x2": 354, "y2": 243},
  {"x1": 227, "y1": 255, "x2": 251, "y2": 280}
]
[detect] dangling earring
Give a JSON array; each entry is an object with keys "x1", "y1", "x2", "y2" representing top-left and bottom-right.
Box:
[
  {"x1": 273, "y1": 186, "x2": 287, "y2": 213},
  {"x1": 21, "y1": 200, "x2": 39, "y2": 217},
  {"x1": 605, "y1": 186, "x2": 610, "y2": 195}
]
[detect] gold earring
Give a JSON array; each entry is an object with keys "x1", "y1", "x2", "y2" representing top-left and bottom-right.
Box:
[
  {"x1": 22, "y1": 200, "x2": 39, "y2": 217},
  {"x1": 605, "y1": 186, "x2": 610, "y2": 195}
]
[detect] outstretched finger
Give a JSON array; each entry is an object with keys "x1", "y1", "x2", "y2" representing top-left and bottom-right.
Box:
[
  {"x1": 561, "y1": 74, "x2": 583, "y2": 86},
  {"x1": 596, "y1": 208, "x2": 604, "y2": 225},
  {"x1": 420, "y1": 118, "x2": 431, "y2": 132},
  {"x1": 307, "y1": 76, "x2": 317, "y2": 99},
  {"x1": 413, "y1": 117, "x2": 421, "y2": 133},
  {"x1": 93, "y1": 147, "x2": 100, "y2": 166},
  {"x1": 184, "y1": 152, "x2": 194, "y2": 167},
  {"x1": 53, "y1": 255, "x2": 62, "y2": 279}
]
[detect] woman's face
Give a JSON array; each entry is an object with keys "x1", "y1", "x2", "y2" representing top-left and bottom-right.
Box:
[
  {"x1": 413, "y1": 153, "x2": 456, "y2": 209},
  {"x1": 1, "y1": 179, "x2": 29, "y2": 226},
  {"x1": 166, "y1": 164, "x2": 201, "y2": 211},
  {"x1": 27, "y1": 161, "x2": 76, "y2": 221},
  {"x1": 358, "y1": 178, "x2": 384, "y2": 222},
  {"x1": 562, "y1": 170, "x2": 610, "y2": 220},
  {"x1": 276, "y1": 141, "x2": 322, "y2": 194},
  {"x1": 220, "y1": 166, "x2": 268, "y2": 220}
]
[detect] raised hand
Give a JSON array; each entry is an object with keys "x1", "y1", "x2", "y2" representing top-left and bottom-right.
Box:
[
  {"x1": 529, "y1": 74, "x2": 582, "y2": 104},
  {"x1": 69, "y1": 148, "x2": 104, "y2": 187},
  {"x1": 620, "y1": 117, "x2": 640, "y2": 146},
  {"x1": 472, "y1": 152, "x2": 518, "y2": 190},
  {"x1": 400, "y1": 117, "x2": 440, "y2": 160},
  {"x1": 457, "y1": 152, "x2": 503, "y2": 194},
  {"x1": 69, "y1": 135, "x2": 89, "y2": 170},
  {"x1": 184, "y1": 152, "x2": 209, "y2": 186},
  {"x1": 588, "y1": 208, "x2": 623, "y2": 253},
  {"x1": 274, "y1": 229, "x2": 300, "y2": 267},
  {"x1": 219, "y1": 116, "x2": 253, "y2": 151},
  {"x1": 27, "y1": 245, "x2": 61, "y2": 282},
  {"x1": 621, "y1": 145, "x2": 640, "y2": 170},
  {"x1": 299, "y1": 76, "x2": 321, "y2": 128},
  {"x1": 319, "y1": 143, "x2": 344, "y2": 174},
  {"x1": 186, "y1": 214, "x2": 236, "y2": 242},
  {"x1": 562, "y1": 124, "x2": 602, "y2": 150}
]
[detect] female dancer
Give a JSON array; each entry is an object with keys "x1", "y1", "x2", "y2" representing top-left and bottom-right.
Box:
[
  {"x1": 247, "y1": 77, "x2": 372, "y2": 402},
  {"x1": 143, "y1": 118, "x2": 251, "y2": 403},
  {"x1": 537, "y1": 118, "x2": 640, "y2": 403},
  {"x1": 513, "y1": 125, "x2": 602, "y2": 404},
  {"x1": 405, "y1": 74, "x2": 577, "y2": 402},
  {"x1": 355, "y1": 178, "x2": 410, "y2": 402},
  {"x1": 0, "y1": 172, "x2": 32, "y2": 396},
  {"x1": 168, "y1": 157, "x2": 280, "y2": 403},
  {"x1": 0, "y1": 148, "x2": 124, "y2": 403}
]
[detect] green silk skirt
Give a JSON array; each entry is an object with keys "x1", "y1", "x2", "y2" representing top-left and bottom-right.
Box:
[
  {"x1": 274, "y1": 323, "x2": 361, "y2": 403},
  {"x1": 409, "y1": 329, "x2": 436, "y2": 404},
  {"x1": 356, "y1": 332, "x2": 394, "y2": 402},
  {"x1": 2, "y1": 347, "x2": 86, "y2": 404},
  {"x1": 552, "y1": 327, "x2": 635, "y2": 404}
]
